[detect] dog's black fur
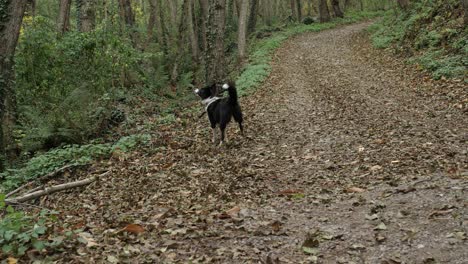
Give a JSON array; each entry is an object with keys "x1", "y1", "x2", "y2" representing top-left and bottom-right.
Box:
[{"x1": 195, "y1": 82, "x2": 243, "y2": 145}]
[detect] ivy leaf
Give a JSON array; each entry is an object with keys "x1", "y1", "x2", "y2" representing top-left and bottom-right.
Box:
[{"x1": 33, "y1": 240, "x2": 46, "y2": 251}]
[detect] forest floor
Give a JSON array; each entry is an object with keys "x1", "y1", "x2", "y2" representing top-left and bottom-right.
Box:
[{"x1": 45, "y1": 21, "x2": 467, "y2": 263}]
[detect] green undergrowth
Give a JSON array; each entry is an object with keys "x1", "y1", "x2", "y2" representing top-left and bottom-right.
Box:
[
  {"x1": 368, "y1": 0, "x2": 467, "y2": 79},
  {"x1": 236, "y1": 11, "x2": 385, "y2": 96},
  {"x1": 0, "y1": 134, "x2": 151, "y2": 193}
]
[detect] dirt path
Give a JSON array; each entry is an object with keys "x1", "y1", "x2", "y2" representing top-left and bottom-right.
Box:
[{"x1": 49, "y1": 22, "x2": 467, "y2": 263}]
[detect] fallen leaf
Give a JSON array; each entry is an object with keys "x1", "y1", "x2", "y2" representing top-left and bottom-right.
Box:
[
  {"x1": 365, "y1": 214, "x2": 379, "y2": 220},
  {"x1": 77, "y1": 232, "x2": 98, "y2": 248},
  {"x1": 107, "y1": 255, "x2": 119, "y2": 263},
  {"x1": 278, "y1": 189, "x2": 304, "y2": 196},
  {"x1": 123, "y1": 224, "x2": 145, "y2": 234},
  {"x1": 225, "y1": 206, "x2": 241, "y2": 217},
  {"x1": 375, "y1": 223, "x2": 387, "y2": 230},
  {"x1": 302, "y1": 246, "x2": 319, "y2": 255},
  {"x1": 346, "y1": 187, "x2": 365, "y2": 193},
  {"x1": 7, "y1": 257, "x2": 17, "y2": 264}
]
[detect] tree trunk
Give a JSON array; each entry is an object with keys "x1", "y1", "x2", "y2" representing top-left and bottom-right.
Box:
[
  {"x1": 77, "y1": 0, "x2": 95, "y2": 32},
  {"x1": 263, "y1": 0, "x2": 273, "y2": 25},
  {"x1": 188, "y1": 0, "x2": 200, "y2": 61},
  {"x1": 168, "y1": 0, "x2": 178, "y2": 28},
  {"x1": 463, "y1": 0, "x2": 468, "y2": 25},
  {"x1": 307, "y1": 0, "x2": 312, "y2": 16},
  {"x1": 57, "y1": 0, "x2": 71, "y2": 33},
  {"x1": 199, "y1": 0, "x2": 209, "y2": 52},
  {"x1": 119, "y1": 0, "x2": 138, "y2": 46},
  {"x1": 296, "y1": 0, "x2": 302, "y2": 22},
  {"x1": 290, "y1": 0, "x2": 297, "y2": 21},
  {"x1": 0, "y1": 0, "x2": 28, "y2": 171},
  {"x1": 237, "y1": 0, "x2": 249, "y2": 61},
  {"x1": 396, "y1": 0, "x2": 409, "y2": 10},
  {"x1": 318, "y1": 0, "x2": 330, "y2": 22},
  {"x1": 331, "y1": 0, "x2": 343, "y2": 17},
  {"x1": 344, "y1": 0, "x2": 351, "y2": 11},
  {"x1": 247, "y1": 0, "x2": 258, "y2": 34},
  {"x1": 170, "y1": 0, "x2": 190, "y2": 84},
  {"x1": 205, "y1": 0, "x2": 227, "y2": 86}
]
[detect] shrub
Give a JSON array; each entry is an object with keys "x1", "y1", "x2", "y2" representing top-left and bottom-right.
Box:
[{"x1": 0, "y1": 195, "x2": 62, "y2": 257}]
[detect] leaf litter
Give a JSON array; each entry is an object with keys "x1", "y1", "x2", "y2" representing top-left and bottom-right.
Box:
[{"x1": 31, "y1": 22, "x2": 468, "y2": 263}]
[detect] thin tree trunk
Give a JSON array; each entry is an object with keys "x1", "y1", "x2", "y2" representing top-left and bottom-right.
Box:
[
  {"x1": 296, "y1": 0, "x2": 302, "y2": 21},
  {"x1": 396, "y1": 0, "x2": 409, "y2": 10},
  {"x1": 247, "y1": 0, "x2": 258, "y2": 34},
  {"x1": 307, "y1": 0, "x2": 312, "y2": 16},
  {"x1": 463, "y1": 0, "x2": 468, "y2": 25},
  {"x1": 290, "y1": 0, "x2": 297, "y2": 21},
  {"x1": 57, "y1": 0, "x2": 72, "y2": 33},
  {"x1": 344, "y1": 0, "x2": 351, "y2": 11},
  {"x1": 237, "y1": 0, "x2": 249, "y2": 61},
  {"x1": 168, "y1": 0, "x2": 178, "y2": 28},
  {"x1": 171, "y1": 0, "x2": 190, "y2": 84},
  {"x1": 0, "y1": 0, "x2": 28, "y2": 171},
  {"x1": 119, "y1": 0, "x2": 139, "y2": 47},
  {"x1": 205, "y1": 0, "x2": 227, "y2": 86},
  {"x1": 78, "y1": 0, "x2": 95, "y2": 32},
  {"x1": 331, "y1": 0, "x2": 343, "y2": 17},
  {"x1": 199, "y1": 0, "x2": 209, "y2": 52},
  {"x1": 318, "y1": 0, "x2": 330, "y2": 22},
  {"x1": 188, "y1": 0, "x2": 200, "y2": 62},
  {"x1": 263, "y1": 0, "x2": 273, "y2": 25}
]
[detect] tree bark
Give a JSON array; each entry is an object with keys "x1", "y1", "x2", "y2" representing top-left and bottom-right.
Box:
[
  {"x1": 247, "y1": 0, "x2": 258, "y2": 34},
  {"x1": 0, "y1": 0, "x2": 28, "y2": 171},
  {"x1": 5, "y1": 171, "x2": 110, "y2": 204},
  {"x1": 396, "y1": 0, "x2": 409, "y2": 10},
  {"x1": 462, "y1": 0, "x2": 468, "y2": 25},
  {"x1": 77, "y1": 0, "x2": 95, "y2": 32},
  {"x1": 205, "y1": 0, "x2": 227, "y2": 86},
  {"x1": 57, "y1": 0, "x2": 71, "y2": 33},
  {"x1": 331, "y1": 0, "x2": 343, "y2": 17},
  {"x1": 237, "y1": 0, "x2": 249, "y2": 61},
  {"x1": 295, "y1": 0, "x2": 302, "y2": 22},
  {"x1": 290, "y1": 0, "x2": 297, "y2": 21},
  {"x1": 188, "y1": 0, "x2": 200, "y2": 62},
  {"x1": 318, "y1": 0, "x2": 330, "y2": 22},
  {"x1": 199, "y1": 0, "x2": 209, "y2": 52},
  {"x1": 119, "y1": 0, "x2": 137, "y2": 46}
]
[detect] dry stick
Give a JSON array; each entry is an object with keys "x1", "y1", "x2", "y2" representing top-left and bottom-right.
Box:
[
  {"x1": 5, "y1": 164, "x2": 84, "y2": 198},
  {"x1": 5, "y1": 171, "x2": 110, "y2": 205}
]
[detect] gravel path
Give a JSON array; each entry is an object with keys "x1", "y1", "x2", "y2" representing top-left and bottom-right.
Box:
[{"x1": 48, "y1": 22, "x2": 467, "y2": 263}]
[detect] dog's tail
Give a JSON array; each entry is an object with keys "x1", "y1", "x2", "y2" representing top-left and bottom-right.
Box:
[{"x1": 222, "y1": 82, "x2": 238, "y2": 105}]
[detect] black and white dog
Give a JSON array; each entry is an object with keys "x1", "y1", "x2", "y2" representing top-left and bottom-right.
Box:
[{"x1": 195, "y1": 82, "x2": 243, "y2": 145}]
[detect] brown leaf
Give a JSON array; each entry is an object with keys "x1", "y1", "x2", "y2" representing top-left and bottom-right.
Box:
[
  {"x1": 346, "y1": 187, "x2": 365, "y2": 193},
  {"x1": 278, "y1": 189, "x2": 304, "y2": 196},
  {"x1": 123, "y1": 224, "x2": 145, "y2": 234},
  {"x1": 226, "y1": 206, "x2": 241, "y2": 217}
]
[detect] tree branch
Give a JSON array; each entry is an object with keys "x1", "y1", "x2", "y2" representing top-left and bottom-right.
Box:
[{"x1": 5, "y1": 171, "x2": 110, "y2": 204}]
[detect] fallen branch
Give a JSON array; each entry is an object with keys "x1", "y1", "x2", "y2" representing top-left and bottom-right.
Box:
[
  {"x1": 5, "y1": 164, "x2": 86, "y2": 198},
  {"x1": 5, "y1": 171, "x2": 110, "y2": 205}
]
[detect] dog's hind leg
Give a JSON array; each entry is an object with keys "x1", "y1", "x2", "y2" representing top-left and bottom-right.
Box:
[
  {"x1": 233, "y1": 106, "x2": 244, "y2": 136},
  {"x1": 212, "y1": 128, "x2": 217, "y2": 143},
  {"x1": 219, "y1": 125, "x2": 227, "y2": 146}
]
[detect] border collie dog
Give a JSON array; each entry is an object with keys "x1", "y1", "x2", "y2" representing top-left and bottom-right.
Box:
[{"x1": 195, "y1": 82, "x2": 243, "y2": 145}]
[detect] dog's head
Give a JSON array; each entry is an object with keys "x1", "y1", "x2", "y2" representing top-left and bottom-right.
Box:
[{"x1": 194, "y1": 83, "x2": 217, "y2": 100}]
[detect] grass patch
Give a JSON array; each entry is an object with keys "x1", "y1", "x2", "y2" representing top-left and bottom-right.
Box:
[
  {"x1": 0, "y1": 134, "x2": 151, "y2": 192},
  {"x1": 368, "y1": 0, "x2": 467, "y2": 80}
]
